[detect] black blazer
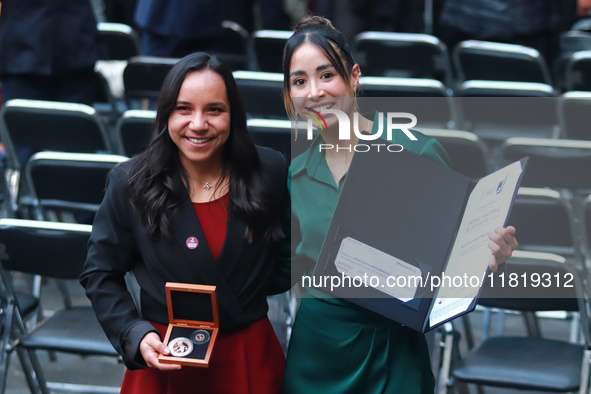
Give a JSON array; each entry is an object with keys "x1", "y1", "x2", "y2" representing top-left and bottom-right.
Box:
[{"x1": 80, "y1": 147, "x2": 290, "y2": 369}]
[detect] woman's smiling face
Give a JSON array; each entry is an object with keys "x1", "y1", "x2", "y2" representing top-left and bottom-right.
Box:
[
  {"x1": 288, "y1": 42, "x2": 359, "y2": 131},
  {"x1": 167, "y1": 69, "x2": 231, "y2": 170}
]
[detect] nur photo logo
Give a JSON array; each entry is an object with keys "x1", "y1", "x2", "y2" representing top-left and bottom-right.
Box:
[{"x1": 303, "y1": 108, "x2": 419, "y2": 153}]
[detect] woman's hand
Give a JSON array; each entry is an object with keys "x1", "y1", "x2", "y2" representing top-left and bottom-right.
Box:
[
  {"x1": 488, "y1": 226, "x2": 518, "y2": 272},
  {"x1": 140, "y1": 332, "x2": 182, "y2": 370}
]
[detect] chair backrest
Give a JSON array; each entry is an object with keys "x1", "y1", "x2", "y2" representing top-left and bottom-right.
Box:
[
  {"x1": 116, "y1": 109, "x2": 156, "y2": 157},
  {"x1": 556, "y1": 31, "x2": 591, "y2": 90},
  {"x1": 500, "y1": 137, "x2": 591, "y2": 191},
  {"x1": 584, "y1": 194, "x2": 591, "y2": 266},
  {"x1": 0, "y1": 99, "x2": 114, "y2": 171},
  {"x1": 252, "y1": 30, "x2": 292, "y2": 73},
  {"x1": 247, "y1": 118, "x2": 310, "y2": 161},
  {"x1": 217, "y1": 20, "x2": 250, "y2": 71},
  {"x1": 97, "y1": 22, "x2": 140, "y2": 61},
  {"x1": 571, "y1": 17, "x2": 591, "y2": 33},
  {"x1": 558, "y1": 91, "x2": 591, "y2": 140},
  {"x1": 233, "y1": 71, "x2": 286, "y2": 119},
  {"x1": 353, "y1": 32, "x2": 452, "y2": 86},
  {"x1": 358, "y1": 76, "x2": 457, "y2": 129},
  {"x1": 456, "y1": 81, "x2": 557, "y2": 141},
  {"x1": 123, "y1": 56, "x2": 179, "y2": 109},
  {"x1": 478, "y1": 251, "x2": 584, "y2": 315},
  {"x1": 92, "y1": 69, "x2": 120, "y2": 121},
  {"x1": 506, "y1": 188, "x2": 575, "y2": 258},
  {"x1": 25, "y1": 152, "x2": 127, "y2": 220},
  {"x1": 453, "y1": 40, "x2": 552, "y2": 85},
  {"x1": 565, "y1": 50, "x2": 591, "y2": 91},
  {"x1": 418, "y1": 128, "x2": 490, "y2": 178},
  {"x1": 0, "y1": 219, "x2": 92, "y2": 280}
]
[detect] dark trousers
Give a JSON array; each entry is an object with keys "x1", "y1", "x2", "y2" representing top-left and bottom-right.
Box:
[
  {"x1": 140, "y1": 31, "x2": 222, "y2": 58},
  {"x1": 0, "y1": 67, "x2": 96, "y2": 106}
]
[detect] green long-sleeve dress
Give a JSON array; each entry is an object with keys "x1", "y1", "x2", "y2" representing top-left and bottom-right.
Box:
[{"x1": 284, "y1": 119, "x2": 451, "y2": 394}]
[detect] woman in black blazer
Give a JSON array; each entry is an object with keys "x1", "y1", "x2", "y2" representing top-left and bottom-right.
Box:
[{"x1": 80, "y1": 52, "x2": 290, "y2": 394}]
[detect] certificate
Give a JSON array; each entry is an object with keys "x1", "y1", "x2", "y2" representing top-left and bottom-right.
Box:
[{"x1": 312, "y1": 140, "x2": 527, "y2": 332}]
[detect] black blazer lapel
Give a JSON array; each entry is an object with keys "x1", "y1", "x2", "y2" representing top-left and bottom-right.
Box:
[{"x1": 171, "y1": 191, "x2": 250, "y2": 326}]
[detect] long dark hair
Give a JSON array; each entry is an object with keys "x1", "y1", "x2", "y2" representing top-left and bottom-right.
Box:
[
  {"x1": 127, "y1": 52, "x2": 284, "y2": 242},
  {"x1": 282, "y1": 15, "x2": 357, "y2": 117}
]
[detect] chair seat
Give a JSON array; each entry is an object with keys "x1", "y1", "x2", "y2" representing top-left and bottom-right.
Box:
[
  {"x1": 15, "y1": 290, "x2": 39, "y2": 317},
  {"x1": 453, "y1": 336, "x2": 585, "y2": 391},
  {"x1": 21, "y1": 306, "x2": 118, "y2": 357}
]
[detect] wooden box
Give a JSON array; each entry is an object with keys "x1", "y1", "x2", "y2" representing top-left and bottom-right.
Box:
[{"x1": 158, "y1": 283, "x2": 219, "y2": 367}]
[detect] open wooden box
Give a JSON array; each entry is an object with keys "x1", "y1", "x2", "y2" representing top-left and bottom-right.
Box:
[{"x1": 158, "y1": 283, "x2": 219, "y2": 367}]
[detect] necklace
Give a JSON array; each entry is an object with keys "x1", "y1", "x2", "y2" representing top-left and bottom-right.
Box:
[{"x1": 186, "y1": 168, "x2": 223, "y2": 191}]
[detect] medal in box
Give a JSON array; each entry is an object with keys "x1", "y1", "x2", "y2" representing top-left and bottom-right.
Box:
[{"x1": 158, "y1": 282, "x2": 219, "y2": 367}]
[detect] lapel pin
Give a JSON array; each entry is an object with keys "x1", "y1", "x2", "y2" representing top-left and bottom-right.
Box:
[{"x1": 186, "y1": 237, "x2": 199, "y2": 249}]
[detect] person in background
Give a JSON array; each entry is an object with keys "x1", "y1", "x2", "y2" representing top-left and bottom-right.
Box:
[
  {"x1": 80, "y1": 52, "x2": 289, "y2": 394},
  {"x1": 438, "y1": 0, "x2": 579, "y2": 68},
  {"x1": 280, "y1": 15, "x2": 518, "y2": 393},
  {"x1": 0, "y1": 0, "x2": 99, "y2": 105},
  {"x1": 134, "y1": 0, "x2": 223, "y2": 57}
]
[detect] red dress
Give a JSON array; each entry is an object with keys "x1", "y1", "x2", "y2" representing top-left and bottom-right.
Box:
[{"x1": 120, "y1": 194, "x2": 285, "y2": 394}]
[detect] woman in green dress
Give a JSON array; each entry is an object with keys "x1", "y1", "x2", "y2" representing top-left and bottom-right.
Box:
[{"x1": 281, "y1": 15, "x2": 519, "y2": 393}]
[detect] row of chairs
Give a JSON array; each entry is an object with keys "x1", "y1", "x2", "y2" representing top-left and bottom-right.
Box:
[
  {"x1": 245, "y1": 29, "x2": 591, "y2": 91},
  {"x1": 95, "y1": 21, "x2": 591, "y2": 117},
  {"x1": 99, "y1": 19, "x2": 591, "y2": 91},
  {"x1": 107, "y1": 60, "x2": 591, "y2": 144}
]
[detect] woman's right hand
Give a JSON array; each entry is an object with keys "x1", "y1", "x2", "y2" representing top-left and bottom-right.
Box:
[{"x1": 140, "y1": 332, "x2": 182, "y2": 370}]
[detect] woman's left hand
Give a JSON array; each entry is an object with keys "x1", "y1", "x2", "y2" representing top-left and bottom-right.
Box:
[{"x1": 487, "y1": 226, "x2": 518, "y2": 272}]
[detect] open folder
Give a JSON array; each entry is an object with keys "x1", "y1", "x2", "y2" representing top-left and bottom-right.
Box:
[{"x1": 312, "y1": 144, "x2": 528, "y2": 332}]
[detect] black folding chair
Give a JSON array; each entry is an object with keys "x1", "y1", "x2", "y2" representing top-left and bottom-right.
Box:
[
  {"x1": 0, "y1": 99, "x2": 115, "y2": 217},
  {"x1": 252, "y1": 29, "x2": 292, "y2": 73},
  {"x1": 24, "y1": 152, "x2": 127, "y2": 223},
  {"x1": 123, "y1": 56, "x2": 179, "y2": 109},
  {"x1": 456, "y1": 81, "x2": 558, "y2": 144},
  {"x1": 217, "y1": 21, "x2": 251, "y2": 71},
  {"x1": 500, "y1": 137, "x2": 591, "y2": 272},
  {"x1": 439, "y1": 251, "x2": 590, "y2": 394},
  {"x1": 453, "y1": 40, "x2": 553, "y2": 85},
  {"x1": 115, "y1": 109, "x2": 156, "y2": 157},
  {"x1": 353, "y1": 31, "x2": 453, "y2": 86},
  {"x1": 0, "y1": 243, "x2": 40, "y2": 394},
  {"x1": 565, "y1": 50, "x2": 591, "y2": 92},
  {"x1": 558, "y1": 91, "x2": 591, "y2": 140},
  {"x1": 358, "y1": 76, "x2": 458, "y2": 129},
  {"x1": 418, "y1": 128, "x2": 490, "y2": 178},
  {"x1": 247, "y1": 119, "x2": 310, "y2": 161},
  {"x1": 232, "y1": 71, "x2": 286, "y2": 119},
  {"x1": 0, "y1": 219, "x2": 121, "y2": 394}
]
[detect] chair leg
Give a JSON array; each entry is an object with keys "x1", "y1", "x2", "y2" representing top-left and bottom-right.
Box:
[
  {"x1": 21, "y1": 348, "x2": 50, "y2": 394},
  {"x1": 579, "y1": 348, "x2": 591, "y2": 394},
  {"x1": 0, "y1": 303, "x2": 15, "y2": 394},
  {"x1": 15, "y1": 346, "x2": 45, "y2": 394},
  {"x1": 523, "y1": 311, "x2": 541, "y2": 337},
  {"x1": 436, "y1": 323, "x2": 458, "y2": 394}
]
